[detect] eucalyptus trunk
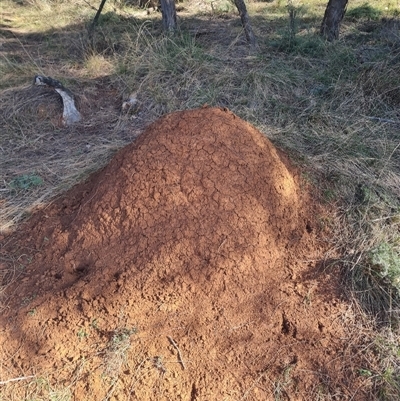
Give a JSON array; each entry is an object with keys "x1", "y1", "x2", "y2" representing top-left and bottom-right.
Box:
[
  {"x1": 160, "y1": 0, "x2": 177, "y2": 32},
  {"x1": 233, "y1": 0, "x2": 257, "y2": 48},
  {"x1": 320, "y1": 0, "x2": 348, "y2": 41}
]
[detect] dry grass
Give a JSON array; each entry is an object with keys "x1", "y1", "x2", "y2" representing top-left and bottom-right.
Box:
[{"x1": 1, "y1": 0, "x2": 400, "y2": 399}]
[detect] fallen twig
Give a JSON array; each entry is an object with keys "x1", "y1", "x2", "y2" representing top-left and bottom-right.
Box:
[
  {"x1": 0, "y1": 375, "x2": 35, "y2": 385},
  {"x1": 167, "y1": 336, "x2": 186, "y2": 370},
  {"x1": 366, "y1": 116, "x2": 400, "y2": 125}
]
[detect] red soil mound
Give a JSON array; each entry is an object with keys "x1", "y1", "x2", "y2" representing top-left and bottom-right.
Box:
[{"x1": 1, "y1": 108, "x2": 364, "y2": 399}]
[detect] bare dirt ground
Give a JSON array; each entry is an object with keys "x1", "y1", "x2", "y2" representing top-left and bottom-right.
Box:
[{"x1": 0, "y1": 107, "x2": 371, "y2": 400}]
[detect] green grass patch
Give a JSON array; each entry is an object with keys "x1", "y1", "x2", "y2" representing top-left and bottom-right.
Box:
[
  {"x1": 346, "y1": 3, "x2": 383, "y2": 21},
  {"x1": 9, "y1": 174, "x2": 43, "y2": 191}
]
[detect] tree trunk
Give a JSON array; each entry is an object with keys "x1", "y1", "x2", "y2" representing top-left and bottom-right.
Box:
[
  {"x1": 160, "y1": 0, "x2": 177, "y2": 32},
  {"x1": 88, "y1": 0, "x2": 108, "y2": 43},
  {"x1": 320, "y1": 0, "x2": 348, "y2": 41},
  {"x1": 233, "y1": 0, "x2": 257, "y2": 48}
]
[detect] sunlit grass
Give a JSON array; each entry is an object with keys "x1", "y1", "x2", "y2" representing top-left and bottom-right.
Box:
[{"x1": 0, "y1": 0, "x2": 95, "y2": 33}]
